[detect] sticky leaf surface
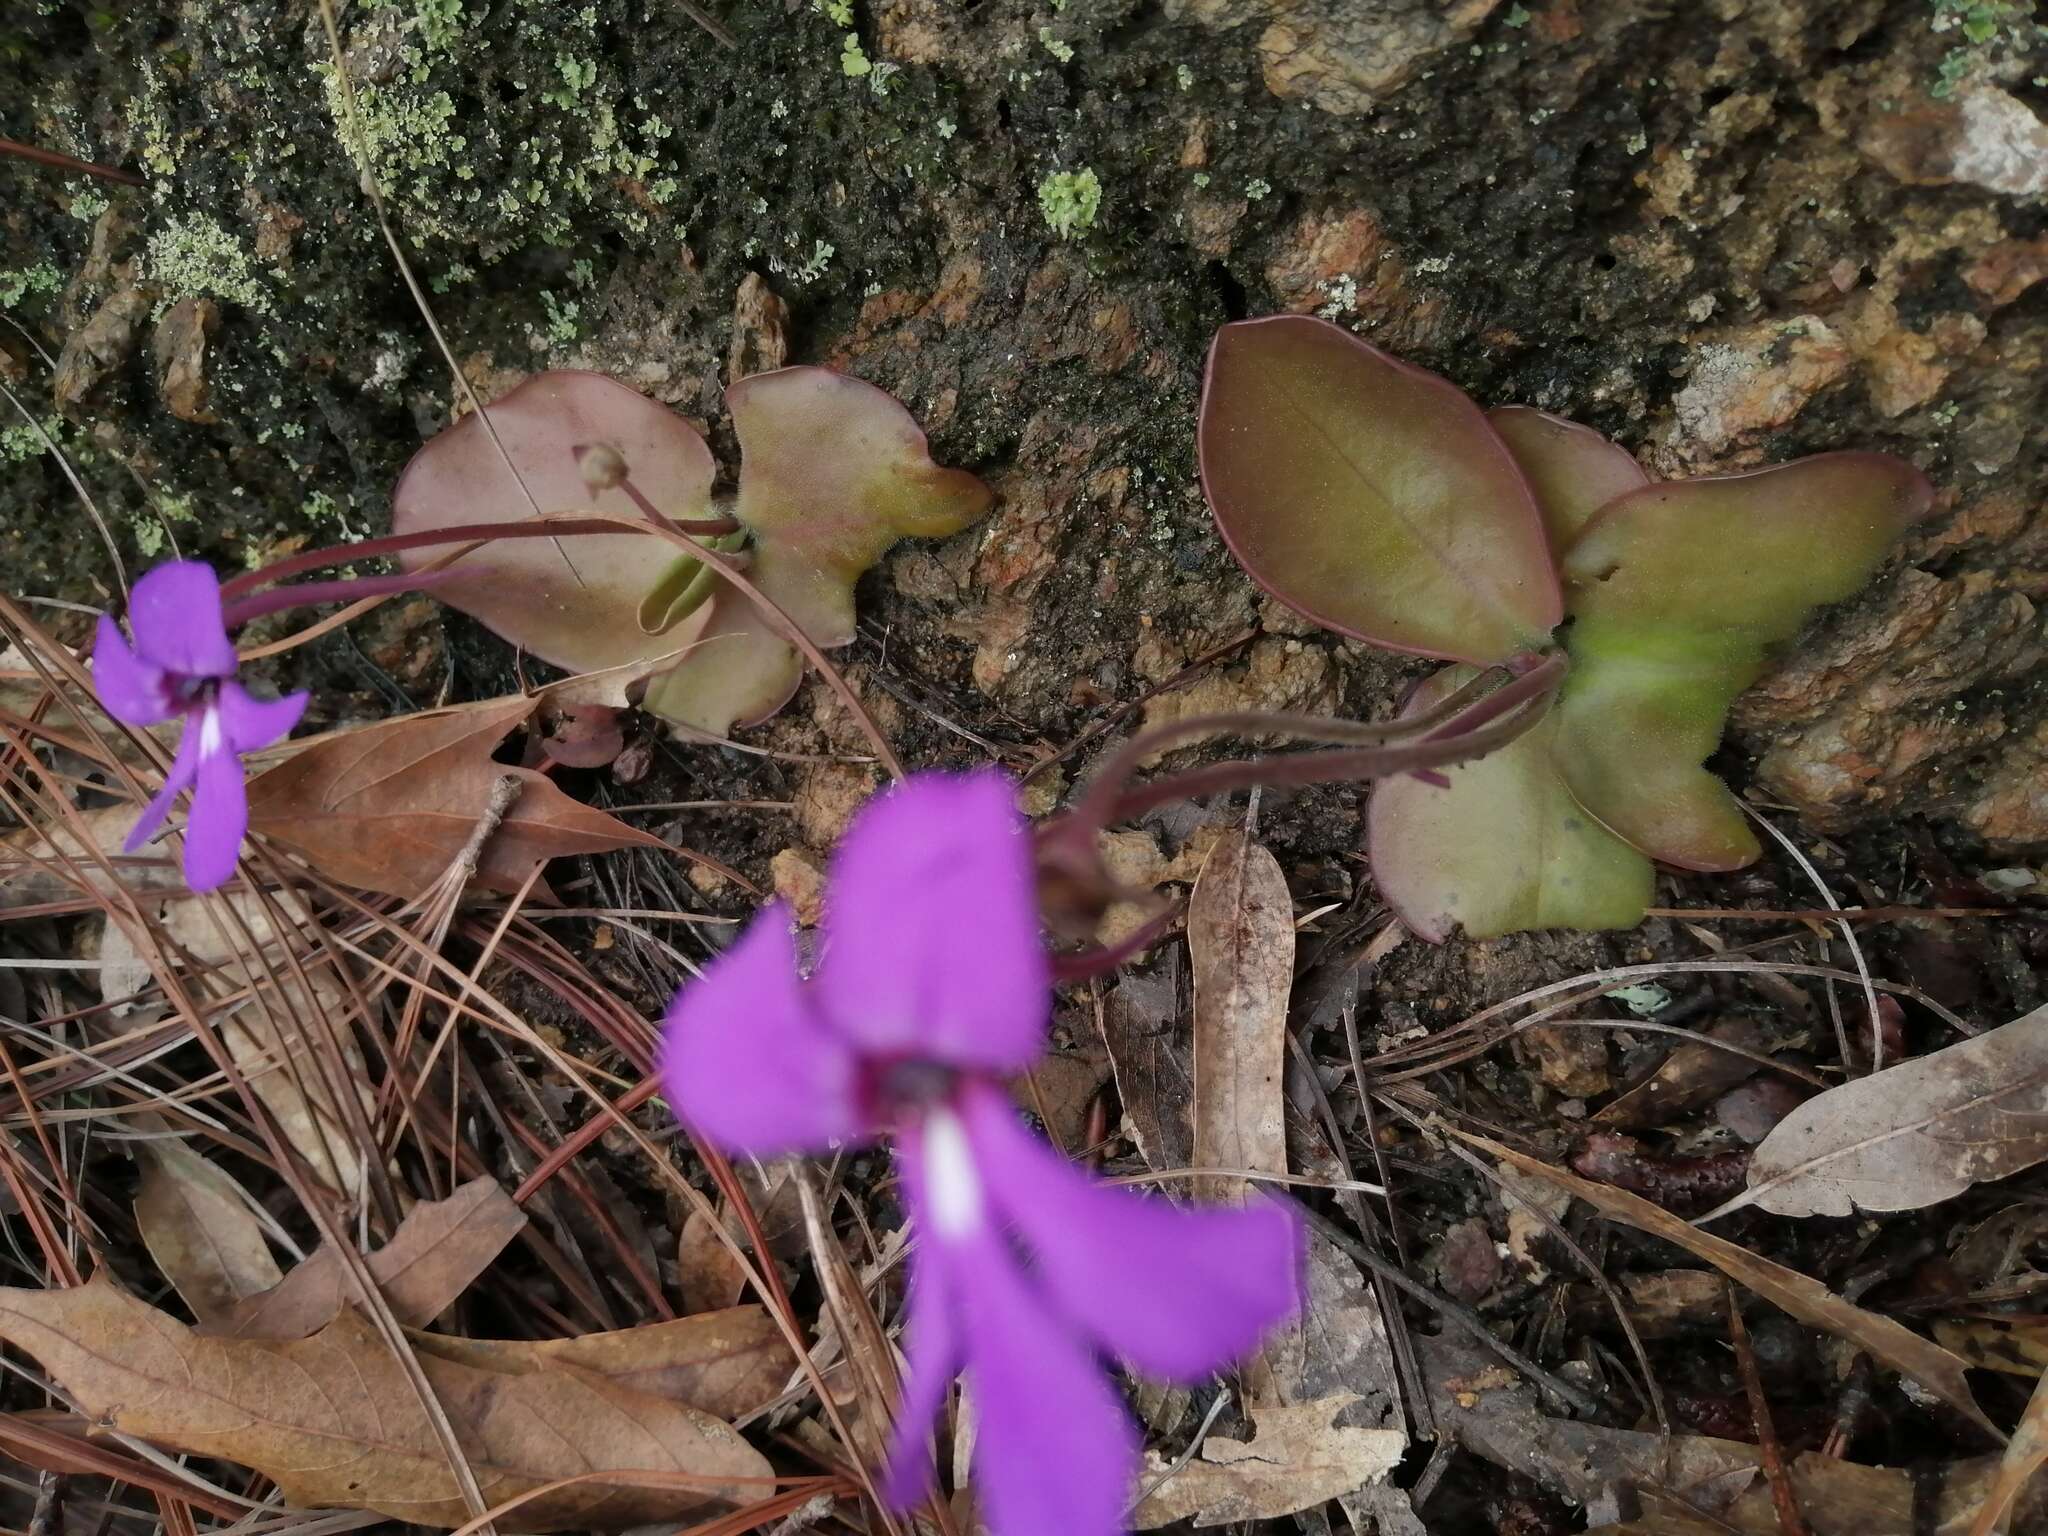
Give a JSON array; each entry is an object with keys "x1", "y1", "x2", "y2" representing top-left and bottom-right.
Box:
[
  {"x1": 1368, "y1": 667, "x2": 1653, "y2": 941},
  {"x1": 642, "y1": 366, "x2": 994, "y2": 732},
  {"x1": 1555, "y1": 453, "x2": 1932, "y2": 869},
  {"x1": 1489, "y1": 405, "x2": 1650, "y2": 552},
  {"x1": 392, "y1": 371, "x2": 717, "y2": 673},
  {"x1": 1200, "y1": 316, "x2": 1560, "y2": 663}
]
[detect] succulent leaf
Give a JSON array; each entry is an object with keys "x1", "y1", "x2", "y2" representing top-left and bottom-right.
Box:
[
  {"x1": 1368, "y1": 666, "x2": 1655, "y2": 941},
  {"x1": 1553, "y1": 452, "x2": 1934, "y2": 870},
  {"x1": 1200, "y1": 316, "x2": 1562, "y2": 664}
]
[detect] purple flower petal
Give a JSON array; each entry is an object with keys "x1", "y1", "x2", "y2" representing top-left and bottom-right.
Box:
[
  {"x1": 182, "y1": 715, "x2": 249, "y2": 891},
  {"x1": 964, "y1": 1084, "x2": 1305, "y2": 1384},
  {"x1": 125, "y1": 561, "x2": 238, "y2": 679},
  {"x1": 90, "y1": 616, "x2": 174, "y2": 725},
  {"x1": 950, "y1": 1219, "x2": 1140, "y2": 1536},
  {"x1": 814, "y1": 771, "x2": 1051, "y2": 1072},
  {"x1": 878, "y1": 1202, "x2": 963, "y2": 1509},
  {"x1": 216, "y1": 680, "x2": 308, "y2": 753},
  {"x1": 659, "y1": 904, "x2": 867, "y2": 1157},
  {"x1": 122, "y1": 723, "x2": 203, "y2": 853}
]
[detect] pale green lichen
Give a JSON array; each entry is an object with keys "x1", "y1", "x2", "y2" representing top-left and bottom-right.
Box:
[
  {"x1": 1039, "y1": 26, "x2": 1074, "y2": 63},
  {"x1": 1245, "y1": 177, "x2": 1272, "y2": 201},
  {"x1": 1176, "y1": 63, "x2": 1194, "y2": 90},
  {"x1": 126, "y1": 61, "x2": 179, "y2": 180},
  {"x1": 1038, "y1": 167, "x2": 1101, "y2": 238},
  {"x1": 134, "y1": 490, "x2": 199, "y2": 558},
  {"x1": 538, "y1": 289, "x2": 581, "y2": 344},
  {"x1": 0, "y1": 264, "x2": 63, "y2": 309},
  {"x1": 0, "y1": 418, "x2": 59, "y2": 464},
  {"x1": 840, "y1": 34, "x2": 872, "y2": 77},
  {"x1": 543, "y1": 54, "x2": 598, "y2": 110},
  {"x1": 814, "y1": 0, "x2": 854, "y2": 22},
  {"x1": 145, "y1": 216, "x2": 273, "y2": 313}
]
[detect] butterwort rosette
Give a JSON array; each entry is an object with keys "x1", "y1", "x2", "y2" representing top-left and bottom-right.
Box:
[
  {"x1": 660, "y1": 770, "x2": 1305, "y2": 1536},
  {"x1": 91, "y1": 561, "x2": 307, "y2": 892}
]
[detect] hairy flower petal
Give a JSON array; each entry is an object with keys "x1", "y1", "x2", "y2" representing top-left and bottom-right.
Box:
[
  {"x1": 965, "y1": 1084, "x2": 1305, "y2": 1383},
  {"x1": 125, "y1": 561, "x2": 238, "y2": 678},
  {"x1": 880, "y1": 1135, "x2": 966, "y2": 1509},
  {"x1": 815, "y1": 771, "x2": 1050, "y2": 1071},
  {"x1": 216, "y1": 680, "x2": 308, "y2": 754},
  {"x1": 952, "y1": 1219, "x2": 1139, "y2": 1536},
  {"x1": 660, "y1": 905, "x2": 865, "y2": 1156},
  {"x1": 90, "y1": 616, "x2": 174, "y2": 725},
  {"x1": 183, "y1": 726, "x2": 249, "y2": 891}
]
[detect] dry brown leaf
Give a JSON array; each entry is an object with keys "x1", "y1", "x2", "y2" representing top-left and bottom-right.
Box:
[
  {"x1": 677, "y1": 1164, "x2": 803, "y2": 1316},
  {"x1": 207, "y1": 1175, "x2": 526, "y2": 1338},
  {"x1": 1100, "y1": 962, "x2": 1193, "y2": 1172},
  {"x1": 407, "y1": 1307, "x2": 798, "y2": 1423},
  {"x1": 99, "y1": 891, "x2": 375, "y2": 1199},
  {"x1": 1727, "y1": 1003, "x2": 2048, "y2": 1219},
  {"x1": 1130, "y1": 1396, "x2": 1405, "y2": 1528},
  {"x1": 133, "y1": 1139, "x2": 283, "y2": 1318},
  {"x1": 1462, "y1": 1130, "x2": 1997, "y2": 1437},
  {"x1": 1594, "y1": 1018, "x2": 1772, "y2": 1130},
  {"x1": 0, "y1": 804, "x2": 188, "y2": 909},
  {"x1": 1188, "y1": 830, "x2": 1293, "y2": 1200},
  {"x1": 245, "y1": 695, "x2": 662, "y2": 898},
  {"x1": 0, "y1": 1276, "x2": 773, "y2": 1532}
]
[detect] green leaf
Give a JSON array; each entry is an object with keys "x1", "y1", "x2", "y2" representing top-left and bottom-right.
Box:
[
  {"x1": 1489, "y1": 405, "x2": 1649, "y2": 552},
  {"x1": 1368, "y1": 667, "x2": 1654, "y2": 941},
  {"x1": 640, "y1": 367, "x2": 994, "y2": 733},
  {"x1": 1200, "y1": 317, "x2": 1561, "y2": 665},
  {"x1": 1555, "y1": 452, "x2": 1933, "y2": 870}
]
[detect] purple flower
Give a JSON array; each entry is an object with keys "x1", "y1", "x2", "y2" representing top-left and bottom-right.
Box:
[
  {"x1": 91, "y1": 561, "x2": 307, "y2": 892},
  {"x1": 660, "y1": 770, "x2": 1304, "y2": 1536}
]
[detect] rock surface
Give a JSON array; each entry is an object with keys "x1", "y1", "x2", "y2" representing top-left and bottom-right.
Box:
[{"x1": 4, "y1": 0, "x2": 2044, "y2": 855}]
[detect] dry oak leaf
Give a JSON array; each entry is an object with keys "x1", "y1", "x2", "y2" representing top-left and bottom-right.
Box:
[
  {"x1": 133, "y1": 1139, "x2": 283, "y2": 1320},
  {"x1": 246, "y1": 695, "x2": 660, "y2": 898},
  {"x1": 409, "y1": 1307, "x2": 800, "y2": 1424},
  {"x1": 207, "y1": 1175, "x2": 526, "y2": 1338},
  {"x1": 0, "y1": 1276, "x2": 775, "y2": 1532}
]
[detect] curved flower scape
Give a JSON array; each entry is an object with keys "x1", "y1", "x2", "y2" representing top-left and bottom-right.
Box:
[
  {"x1": 91, "y1": 561, "x2": 308, "y2": 892},
  {"x1": 659, "y1": 770, "x2": 1304, "y2": 1536}
]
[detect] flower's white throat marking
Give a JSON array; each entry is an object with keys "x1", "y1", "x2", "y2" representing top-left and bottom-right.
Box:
[
  {"x1": 197, "y1": 706, "x2": 225, "y2": 760},
  {"x1": 923, "y1": 1106, "x2": 984, "y2": 1239}
]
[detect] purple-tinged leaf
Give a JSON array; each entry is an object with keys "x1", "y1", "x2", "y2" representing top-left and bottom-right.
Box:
[
  {"x1": 1554, "y1": 452, "x2": 1934, "y2": 871},
  {"x1": 392, "y1": 371, "x2": 718, "y2": 673},
  {"x1": 1489, "y1": 406, "x2": 1650, "y2": 553},
  {"x1": 1200, "y1": 317, "x2": 1561, "y2": 664},
  {"x1": 640, "y1": 367, "x2": 994, "y2": 733},
  {"x1": 1368, "y1": 667, "x2": 1653, "y2": 941}
]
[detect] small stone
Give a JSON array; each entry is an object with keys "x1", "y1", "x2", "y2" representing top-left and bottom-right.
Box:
[
  {"x1": 153, "y1": 296, "x2": 220, "y2": 424},
  {"x1": 770, "y1": 846, "x2": 828, "y2": 926},
  {"x1": 1437, "y1": 1217, "x2": 1501, "y2": 1303},
  {"x1": 1520, "y1": 1023, "x2": 1611, "y2": 1097},
  {"x1": 1861, "y1": 88, "x2": 2048, "y2": 198},
  {"x1": 727, "y1": 272, "x2": 790, "y2": 384}
]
